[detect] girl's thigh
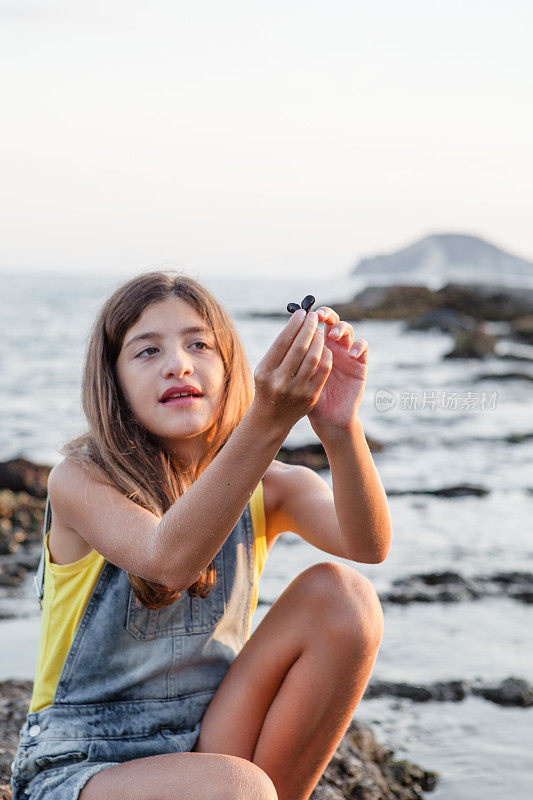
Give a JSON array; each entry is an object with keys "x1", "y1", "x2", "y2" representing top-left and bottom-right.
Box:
[{"x1": 79, "y1": 751, "x2": 277, "y2": 800}]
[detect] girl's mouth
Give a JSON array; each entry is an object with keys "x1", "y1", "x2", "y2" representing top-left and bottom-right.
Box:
[{"x1": 161, "y1": 395, "x2": 203, "y2": 406}]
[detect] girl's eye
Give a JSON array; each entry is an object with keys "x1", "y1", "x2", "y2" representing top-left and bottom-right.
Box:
[
  {"x1": 137, "y1": 346, "x2": 158, "y2": 357},
  {"x1": 136, "y1": 342, "x2": 210, "y2": 358}
]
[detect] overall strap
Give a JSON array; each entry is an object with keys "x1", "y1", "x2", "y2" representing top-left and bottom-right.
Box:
[{"x1": 33, "y1": 494, "x2": 52, "y2": 610}]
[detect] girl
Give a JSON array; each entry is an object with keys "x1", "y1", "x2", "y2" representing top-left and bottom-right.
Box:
[{"x1": 11, "y1": 271, "x2": 391, "y2": 800}]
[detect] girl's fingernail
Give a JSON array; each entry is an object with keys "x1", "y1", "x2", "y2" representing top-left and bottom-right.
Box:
[
  {"x1": 330, "y1": 327, "x2": 340, "y2": 337},
  {"x1": 296, "y1": 308, "x2": 306, "y2": 320}
]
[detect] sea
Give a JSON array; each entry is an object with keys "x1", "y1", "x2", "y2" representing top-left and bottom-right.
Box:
[{"x1": 0, "y1": 270, "x2": 532, "y2": 799}]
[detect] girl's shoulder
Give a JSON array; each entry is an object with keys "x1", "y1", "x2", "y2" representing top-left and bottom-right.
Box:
[{"x1": 47, "y1": 459, "x2": 96, "y2": 565}]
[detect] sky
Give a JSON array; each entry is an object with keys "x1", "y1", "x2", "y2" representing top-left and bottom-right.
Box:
[{"x1": 1, "y1": 0, "x2": 532, "y2": 279}]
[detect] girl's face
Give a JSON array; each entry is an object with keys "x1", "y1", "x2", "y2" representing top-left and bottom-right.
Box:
[{"x1": 116, "y1": 296, "x2": 226, "y2": 465}]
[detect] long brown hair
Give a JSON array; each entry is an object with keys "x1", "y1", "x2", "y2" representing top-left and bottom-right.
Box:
[{"x1": 60, "y1": 270, "x2": 254, "y2": 609}]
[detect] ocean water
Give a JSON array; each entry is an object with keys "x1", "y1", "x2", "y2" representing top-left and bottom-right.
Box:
[{"x1": 0, "y1": 271, "x2": 532, "y2": 798}]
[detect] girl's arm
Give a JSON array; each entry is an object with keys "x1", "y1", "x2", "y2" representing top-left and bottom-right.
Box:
[
  {"x1": 52, "y1": 308, "x2": 332, "y2": 591},
  {"x1": 267, "y1": 422, "x2": 391, "y2": 563},
  {"x1": 270, "y1": 304, "x2": 391, "y2": 564},
  {"x1": 155, "y1": 309, "x2": 331, "y2": 590},
  {"x1": 315, "y1": 420, "x2": 392, "y2": 563}
]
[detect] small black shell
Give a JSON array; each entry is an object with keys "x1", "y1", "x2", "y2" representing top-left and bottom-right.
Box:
[
  {"x1": 301, "y1": 295, "x2": 315, "y2": 312},
  {"x1": 287, "y1": 302, "x2": 301, "y2": 314}
]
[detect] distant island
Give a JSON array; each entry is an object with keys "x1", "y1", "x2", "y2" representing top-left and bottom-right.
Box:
[{"x1": 351, "y1": 233, "x2": 533, "y2": 288}]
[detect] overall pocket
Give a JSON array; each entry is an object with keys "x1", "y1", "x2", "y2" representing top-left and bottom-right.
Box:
[
  {"x1": 35, "y1": 750, "x2": 89, "y2": 770},
  {"x1": 125, "y1": 547, "x2": 226, "y2": 640}
]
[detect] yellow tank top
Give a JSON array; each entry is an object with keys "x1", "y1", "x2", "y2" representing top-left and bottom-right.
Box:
[{"x1": 29, "y1": 481, "x2": 268, "y2": 713}]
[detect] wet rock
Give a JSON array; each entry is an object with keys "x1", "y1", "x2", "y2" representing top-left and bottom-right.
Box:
[
  {"x1": 0, "y1": 490, "x2": 45, "y2": 565},
  {"x1": 443, "y1": 327, "x2": 498, "y2": 359},
  {"x1": 386, "y1": 484, "x2": 489, "y2": 498},
  {"x1": 331, "y1": 285, "x2": 438, "y2": 321},
  {"x1": 436, "y1": 283, "x2": 533, "y2": 321},
  {"x1": 0, "y1": 460, "x2": 50, "y2": 499},
  {"x1": 471, "y1": 677, "x2": 533, "y2": 707},
  {"x1": 0, "y1": 680, "x2": 34, "y2": 797},
  {"x1": 380, "y1": 570, "x2": 533, "y2": 605},
  {"x1": 504, "y1": 432, "x2": 533, "y2": 444},
  {"x1": 0, "y1": 680, "x2": 439, "y2": 799},
  {"x1": 474, "y1": 370, "x2": 533, "y2": 383},
  {"x1": 497, "y1": 351, "x2": 533, "y2": 363},
  {"x1": 364, "y1": 677, "x2": 533, "y2": 707},
  {"x1": 310, "y1": 719, "x2": 439, "y2": 798},
  {"x1": 405, "y1": 308, "x2": 477, "y2": 334},
  {"x1": 0, "y1": 489, "x2": 46, "y2": 597},
  {"x1": 508, "y1": 315, "x2": 533, "y2": 344},
  {"x1": 364, "y1": 679, "x2": 469, "y2": 703},
  {"x1": 248, "y1": 281, "x2": 533, "y2": 324}
]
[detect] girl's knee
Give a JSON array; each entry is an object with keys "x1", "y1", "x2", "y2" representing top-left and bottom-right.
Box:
[
  {"x1": 225, "y1": 756, "x2": 278, "y2": 800},
  {"x1": 297, "y1": 561, "x2": 383, "y2": 642}
]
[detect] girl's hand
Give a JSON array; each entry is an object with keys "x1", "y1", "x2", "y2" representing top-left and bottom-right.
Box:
[
  {"x1": 307, "y1": 306, "x2": 368, "y2": 434},
  {"x1": 252, "y1": 309, "x2": 333, "y2": 432}
]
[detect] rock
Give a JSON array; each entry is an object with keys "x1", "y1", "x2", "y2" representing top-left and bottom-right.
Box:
[
  {"x1": 504, "y1": 432, "x2": 533, "y2": 443},
  {"x1": 0, "y1": 460, "x2": 51, "y2": 499},
  {"x1": 364, "y1": 676, "x2": 533, "y2": 706},
  {"x1": 0, "y1": 490, "x2": 45, "y2": 559},
  {"x1": 471, "y1": 677, "x2": 533, "y2": 707},
  {"x1": 380, "y1": 570, "x2": 533, "y2": 605},
  {"x1": 509, "y1": 315, "x2": 533, "y2": 344},
  {"x1": 0, "y1": 680, "x2": 34, "y2": 796},
  {"x1": 332, "y1": 285, "x2": 438, "y2": 321},
  {"x1": 249, "y1": 279, "x2": 533, "y2": 325},
  {"x1": 405, "y1": 308, "x2": 477, "y2": 334},
  {"x1": 0, "y1": 488, "x2": 46, "y2": 598},
  {"x1": 497, "y1": 351, "x2": 533, "y2": 363},
  {"x1": 386, "y1": 484, "x2": 489, "y2": 497},
  {"x1": 310, "y1": 718, "x2": 439, "y2": 799},
  {"x1": 0, "y1": 681, "x2": 438, "y2": 799},
  {"x1": 331, "y1": 282, "x2": 533, "y2": 325},
  {"x1": 364, "y1": 679, "x2": 469, "y2": 703},
  {"x1": 443, "y1": 327, "x2": 498, "y2": 359},
  {"x1": 474, "y1": 371, "x2": 533, "y2": 383},
  {"x1": 436, "y1": 283, "x2": 533, "y2": 321}
]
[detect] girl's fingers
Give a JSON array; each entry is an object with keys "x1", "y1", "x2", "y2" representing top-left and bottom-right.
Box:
[
  {"x1": 349, "y1": 339, "x2": 368, "y2": 362},
  {"x1": 309, "y1": 342, "x2": 333, "y2": 390},
  {"x1": 294, "y1": 323, "x2": 326, "y2": 380},
  {"x1": 316, "y1": 307, "x2": 340, "y2": 327},
  {"x1": 280, "y1": 311, "x2": 319, "y2": 376},
  {"x1": 327, "y1": 321, "x2": 354, "y2": 346},
  {"x1": 316, "y1": 308, "x2": 354, "y2": 347},
  {"x1": 262, "y1": 308, "x2": 307, "y2": 370}
]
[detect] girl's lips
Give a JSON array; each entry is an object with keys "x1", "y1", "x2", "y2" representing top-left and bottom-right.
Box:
[{"x1": 160, "y1": 395, "x2": 203, "y2": 406}]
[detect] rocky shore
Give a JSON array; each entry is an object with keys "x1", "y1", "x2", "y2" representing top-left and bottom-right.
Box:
[
  {"x1": 0, "y1": 681, "x2": 438, "y2": 800},
  {"x1": 247, "y1": 281, "x2": 533, "y2": 365},
  {"x1": 249, "y1": 282, "x2": 533, "y2": 325}
]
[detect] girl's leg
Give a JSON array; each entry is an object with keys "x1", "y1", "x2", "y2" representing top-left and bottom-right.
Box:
[
  {"x1": 192, "y1": 561, "x2": 384, "y2": 800},
  {"x1": 80, "y1": 752, "x2": 278, "y2": 800}
]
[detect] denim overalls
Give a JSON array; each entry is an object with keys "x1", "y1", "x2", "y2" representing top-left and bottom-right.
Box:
[{"x1": 11, "y1": 493, "x2": 257, "y2": 800}]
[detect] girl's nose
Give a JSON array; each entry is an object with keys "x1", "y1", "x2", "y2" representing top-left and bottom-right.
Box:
[{"x1": 162, "y1": 346, "x2": 194, "y2": 379}]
